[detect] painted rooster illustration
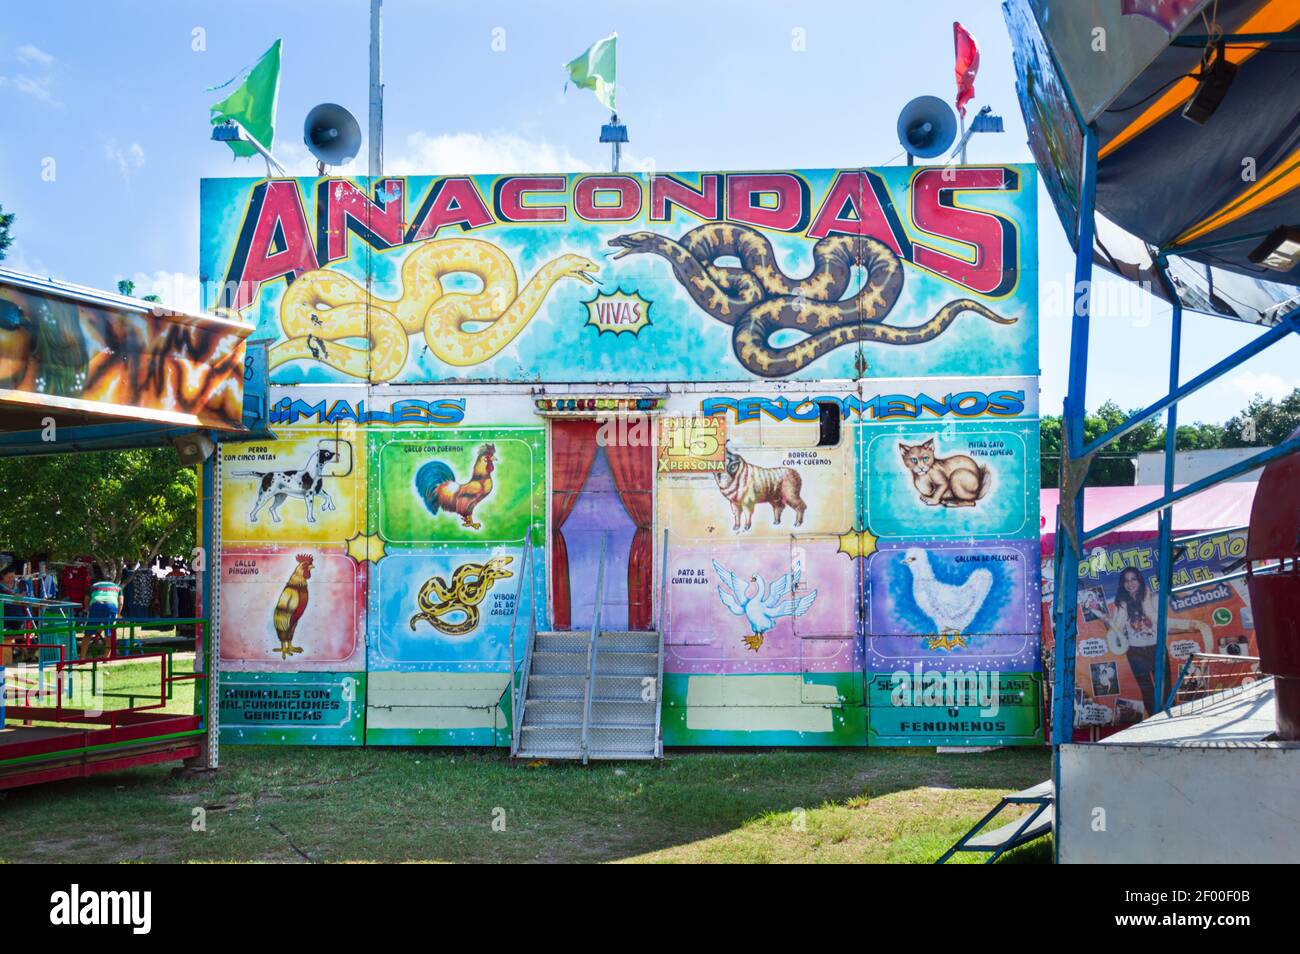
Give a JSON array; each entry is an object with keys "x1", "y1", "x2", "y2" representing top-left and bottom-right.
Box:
[
  {"x1": 415, "y1": 443, "x2": 496, "y2": 530},
  {"x1": 272, "y1": 554, "x2": 313, "y2": 659}
]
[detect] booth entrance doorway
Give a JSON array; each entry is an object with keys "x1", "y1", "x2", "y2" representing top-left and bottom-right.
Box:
[{"x1": 549, "y1": 418, "x2": 654, "y2": 632}]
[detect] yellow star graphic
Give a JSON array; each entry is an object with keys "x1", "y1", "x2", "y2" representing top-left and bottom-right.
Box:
[
  {"x1": 835, "y1": 526, "x2": 878, "y2": 560},
  {"x1": 345, "y1": 532, "x2": 386, "y2": 565}
]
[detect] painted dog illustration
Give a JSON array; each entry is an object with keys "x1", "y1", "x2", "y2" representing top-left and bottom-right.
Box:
[
  {"x1": 714, "y1": 445, "x2": 806, "y2": 531},
  {"x1": 234, "y1": 448, "x2": 338, "y2": 524}
]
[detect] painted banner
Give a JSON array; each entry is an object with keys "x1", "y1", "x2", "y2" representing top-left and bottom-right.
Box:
[
  {"x1": 0, "y1": 278, "x2": 248, "y2": 430},
  {"x1": 204, "y1": 167, "x2": 1041, "y2": 751},
  {"x1": 200, "y1": 167, "x2": 1037, "y2": 384},
  {"x1": 654, "y1": 378, "x2": 1042, "y2": 747},
  {"x1": 219, "y1": 671, "x2": 365, "y2": 745},
  {"x1": 1042, "y1": 530, "x2": 1255, "y2": 728}
]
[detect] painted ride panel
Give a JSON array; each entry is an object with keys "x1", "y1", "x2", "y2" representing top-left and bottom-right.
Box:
[{"x1": 202, "y1": 166, "x2": 1040, "y2": 748}]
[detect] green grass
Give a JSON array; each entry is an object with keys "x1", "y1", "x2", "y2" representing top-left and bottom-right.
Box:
[{"x1": 0, "y1": 745, "x2": 1051, "y2": 863}]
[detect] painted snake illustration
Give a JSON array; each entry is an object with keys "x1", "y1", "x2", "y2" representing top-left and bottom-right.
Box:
[
  {"x1": 271, "y1": 239, "x2": 600, "y2": 381},
  {"x1": 409, "y1": 555, "x2": 514, "y2": 636},
  {"x1": 608, "y1": 224, "x2": 1016, "y2": 376}
]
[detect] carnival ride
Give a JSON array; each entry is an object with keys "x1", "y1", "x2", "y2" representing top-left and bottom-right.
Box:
[
  {"x1": 0, "y1": 268, "x2": 266, "y2": 788},
  {"x1": 1004, "y1": 0, "x2": 1300, "y2": 862}
]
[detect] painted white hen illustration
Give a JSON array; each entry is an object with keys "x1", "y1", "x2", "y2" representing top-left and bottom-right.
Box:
[
  {"x1": 713, "y1": 560, "x2": 818, "y2": 652},
  {"x1": 901, "y1": 547, "x2": 992, "y2": 648}
]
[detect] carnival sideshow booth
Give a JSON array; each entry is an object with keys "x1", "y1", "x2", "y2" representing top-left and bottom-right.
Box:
[{"x1": 200, "y1": 165, "x2": 1043, "y2": 760}]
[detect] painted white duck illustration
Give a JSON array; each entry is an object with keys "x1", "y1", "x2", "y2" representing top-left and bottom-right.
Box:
[
  {"x1": 713, "y1": 560, "x2": 818, "y2": 652},
  {"x1": 901, "y1": 547, "x2": 993, "y2": 647}
]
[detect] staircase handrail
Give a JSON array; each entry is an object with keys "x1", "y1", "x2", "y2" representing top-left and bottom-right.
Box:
[
  {"x1": 580, "y1": 531, "x2": 610, "y2": 764},
  {"x1": 509, "y1": 527, "x2": 534, "y2": 758},
  {"x1": 654, "y1": 527, "x2": 669, "y2": 758}
]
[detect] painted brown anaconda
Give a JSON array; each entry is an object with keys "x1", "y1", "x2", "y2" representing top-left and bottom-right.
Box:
[{"x1": 608, "y1": 223, "x2": 1016, "y2": 377}]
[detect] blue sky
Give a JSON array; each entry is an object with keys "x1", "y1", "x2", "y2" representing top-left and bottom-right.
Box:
[{"x1": 2, "y1": 0, "x2": 1297, "y2": 422}]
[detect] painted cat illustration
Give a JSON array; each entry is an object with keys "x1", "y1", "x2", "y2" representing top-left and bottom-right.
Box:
[
  {"x1": 715, "y1": 445, "x2": 806, "y2": 531},
  {"x1": 898, "y1": 439, "x2": 989, "y2": 508}
]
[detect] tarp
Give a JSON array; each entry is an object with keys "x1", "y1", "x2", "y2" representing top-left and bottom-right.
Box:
[
  {"x1": 1040, "y1": 482, "x2": 1257, "y2": 555},
  {"x1": 1005, "y1": 0, "x2": 1300, "y2": 323}
]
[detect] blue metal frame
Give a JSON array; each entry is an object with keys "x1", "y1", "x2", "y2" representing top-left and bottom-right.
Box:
[
  {"x1": 1050, "y1": 113, "x2": 1300, "y2": 862},
  {"x1": 937, "y1": 785, "x2": 1054, "y2": 864}
]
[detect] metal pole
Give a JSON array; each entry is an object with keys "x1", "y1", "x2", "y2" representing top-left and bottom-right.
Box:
[
  {"x1": 1051, "y1": 124, "x2": 1098, "y2": 751},
  {"x1": 959, "y1": 113, "x2": 967, "y2": 164},
  {"x1": 1153, "y1": 257, "x2": 1183, "y2": 711},
  {"x1": 369, "y1": 0, "x2": 383, "y2": 179},
  {"x1": 1051, "y1": 125, "x2": 1098, "y2": 866}
]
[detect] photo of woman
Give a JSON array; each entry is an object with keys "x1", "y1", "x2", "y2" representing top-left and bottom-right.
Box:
[{"x1": 1098, "y1": 567, "x2": 1212, "y2": 716}]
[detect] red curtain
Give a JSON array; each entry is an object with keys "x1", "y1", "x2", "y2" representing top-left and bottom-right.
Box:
[
  {"x1": 604, "y1": 418, "x2": 655, "y2": 630},
  {"x1": 550, "y1": 420, "x2": 601, "y2": 630}
]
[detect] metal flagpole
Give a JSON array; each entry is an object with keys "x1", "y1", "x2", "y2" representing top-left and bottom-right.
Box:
[{"x1": 369, "y1": 0, "x2": 383, "y2": 179}]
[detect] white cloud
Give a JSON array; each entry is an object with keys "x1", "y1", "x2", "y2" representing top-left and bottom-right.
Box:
[
  {"x1": 389, "y1": 131, "x2": 596, "y2": 175},
  {"x1": 0, "y1": 43, "x2": 60, "y2": 106},
  {"x1": 105, "y1": 140, "x2": 146, "y2": 180},
  {"x1": 1228, "y1": 371, "x2": 1298, "y2": 401},
  {"x1": 117, "y1": 271, "x2": 203, "y2": 314},
  {"x1": 16, "y1": 44, "x2": 54, "y2": 67}
]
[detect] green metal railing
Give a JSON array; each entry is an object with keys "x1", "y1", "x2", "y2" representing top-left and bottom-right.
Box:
[{"x1": 1, "y1": 592, "x2": 210, "y2": 726}]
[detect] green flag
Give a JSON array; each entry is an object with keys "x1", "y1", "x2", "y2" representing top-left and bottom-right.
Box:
[
  {"x1": 564, "y1": 33, "x2": 616, "y2": 110},
  {"x1": 210, "y1": 39, "x2": 282, "y2": 158}
]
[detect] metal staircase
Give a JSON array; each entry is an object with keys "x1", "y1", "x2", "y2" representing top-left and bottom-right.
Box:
[{"x1": 512, "y1": 531, "x2": 666, "y2": 762}]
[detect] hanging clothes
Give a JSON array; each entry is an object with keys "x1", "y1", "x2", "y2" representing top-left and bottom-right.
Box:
[{"x1": 124, "y1": 568, "x2": 154, "y2": 618}]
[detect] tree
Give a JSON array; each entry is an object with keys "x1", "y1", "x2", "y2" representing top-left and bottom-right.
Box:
[
  {"x1": 0, "y1": 203, "x2": 14, "y2": 262},
  {"x1": 116, "y1": 278, "x2": 161, "y2": 303},
  {"x1": 1223, "y1": 389, "x2": 1300, "y2": 447},
  {"x1": 1040, "y1": 389, "x2": 1300, "y2": 488},
  {"x1": 0, "y1": 448, "x2": 196, "y2": 581},
  {"x1": 1041, "y1": 400, "x2": 1166, "y2": 486}
]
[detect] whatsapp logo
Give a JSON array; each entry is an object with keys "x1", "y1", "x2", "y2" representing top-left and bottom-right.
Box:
[{"x1": 1213, "y1": 607, "x2": 1232, "y2": 626}]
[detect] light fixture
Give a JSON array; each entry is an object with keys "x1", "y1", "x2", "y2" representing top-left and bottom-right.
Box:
[
  {"x1": 599, "y1": 114, "x2": 628, "y2": 144},
  {"x1": 1182, "y1": 41, "x2": 1236, "y2": 126},
  {"x1": 1248, "y1": 225, "x2": 1300, "y2": 272}
]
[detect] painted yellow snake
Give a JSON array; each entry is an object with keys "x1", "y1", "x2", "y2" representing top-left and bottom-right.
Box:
[
  {"x1": 608, "y1": 223, "x2": 1016, "y2": 377},
  {"x1": 409, "y1": 555, "x2": 514, "y2": 637},
  {"x1": 270, "y1": 239, "x2": 599, "y2": 380}
]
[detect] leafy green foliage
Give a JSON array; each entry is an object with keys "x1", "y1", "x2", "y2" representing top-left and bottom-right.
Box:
[
  {"x1": 1041, "y1": 390, "x2": 1300, "y2": 487},
  {"x1": 0, "y1": 448, "x2": 195, "y2": 581},
  {"x1": 0, "y1": 203, "x2": 14, "y2": 262},
  {"x1": 116, "y1": 278, "x2": 161, "y2": 303}
]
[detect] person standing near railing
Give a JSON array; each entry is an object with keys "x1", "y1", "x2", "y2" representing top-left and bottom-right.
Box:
[
  {"x1": 1, "y1": 564, "x2": 31, "y2": 658},
  {"x1": 1, "y1": 564, "x2": 31, "y2": 619},
  {"x1": 84, "y1": 576, "x2": 123, "y2": 657}
]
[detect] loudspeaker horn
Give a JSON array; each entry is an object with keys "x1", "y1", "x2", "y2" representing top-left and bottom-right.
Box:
[
  {"x1": 304, "y1": 103, "x2": 362, "y2": 166},
  {"x1": 896, "y1": 95, "x2": 957, "y2": 160}
]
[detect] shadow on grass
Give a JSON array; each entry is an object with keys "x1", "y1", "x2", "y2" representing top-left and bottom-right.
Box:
[{"x1": 0, "y1": 745, "x2": 1052, "y2": 863}]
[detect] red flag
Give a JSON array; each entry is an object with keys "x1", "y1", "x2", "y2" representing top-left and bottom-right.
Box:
[{"x1": 953, "y1": 21, "x2": 979, "y2": 118}]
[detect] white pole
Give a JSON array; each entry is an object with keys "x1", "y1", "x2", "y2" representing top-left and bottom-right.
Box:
[
  {"x1": 959, "y1": 112, "x2": 967, "y2": 165},
  {"x1": 369, "y1": 0, "x2": 383, "y2": 179}
]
